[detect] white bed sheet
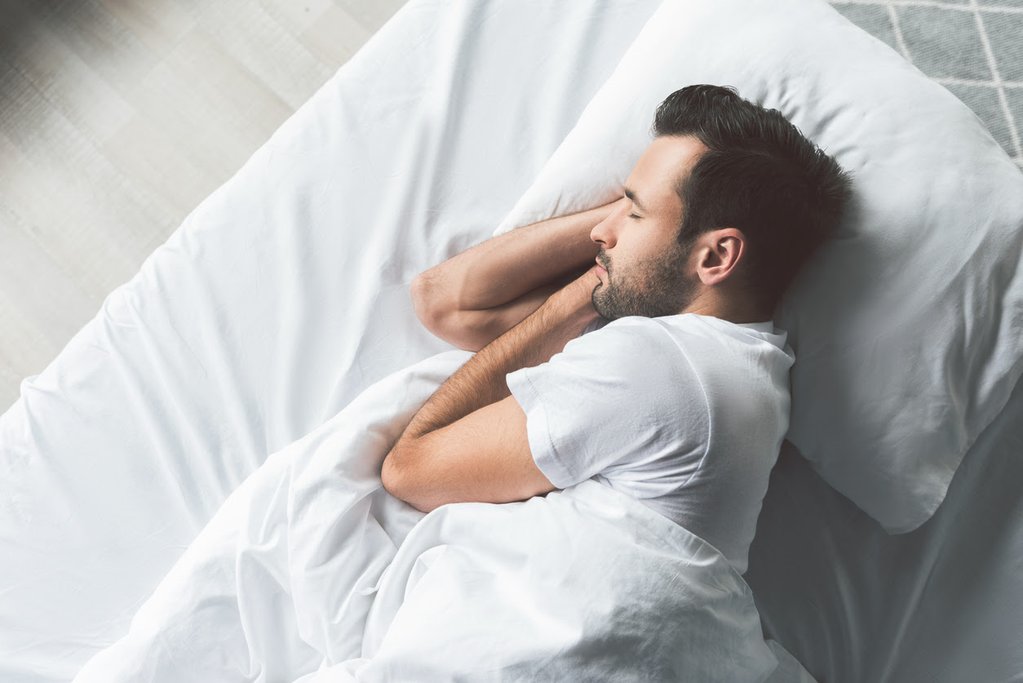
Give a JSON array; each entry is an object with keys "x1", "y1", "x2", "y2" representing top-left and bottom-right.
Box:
[
  {"x1": 69, "y1": 350, "x2": 807, "y2": 682},
  {"x1": 0, "y1": 1, "x2": 664, "y2": 679},
  {"x1": 2, "y1": 0, "x2": 1021, "y2": 681}
]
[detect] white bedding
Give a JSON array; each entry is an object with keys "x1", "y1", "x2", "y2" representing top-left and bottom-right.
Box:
[
  {"x1": 4, "y1": 0, "x2": 1023, "y2": 681},
  {"x1": 0, "y1": 1, "x2": 665, "y2": 679},
  {"x1": 70, "y1": 350, "x2": 811, "y2": 682},
  {"x1": 746, "y1": 372, "x2": 1023, "y2": 681}
]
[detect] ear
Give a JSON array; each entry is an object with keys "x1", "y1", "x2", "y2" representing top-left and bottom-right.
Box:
[{"x1": 694, "y1": 228, "x2": 745, "y2": 286}]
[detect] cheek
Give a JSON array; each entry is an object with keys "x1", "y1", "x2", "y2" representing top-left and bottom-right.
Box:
[
  {"x1": 630, "y1": 232, "x2": 672, "y2": 266},
  {"x1": 611, "y1": 223, "x2": 672, "y2": 271}
]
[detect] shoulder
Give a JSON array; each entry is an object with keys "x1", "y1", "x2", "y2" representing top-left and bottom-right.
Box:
[
  {"x1": 566, "y1": 316, "x2": 671, "y2": 359},
  {"x1": 554, "y1": 317, "x2": 704, "y2": 396},
  {"x1": 655, "y1": 314, "x2": 795, "y2": 367},
  {"x1": 573, "y1": 315, "x2": 667, "y2": 343}
]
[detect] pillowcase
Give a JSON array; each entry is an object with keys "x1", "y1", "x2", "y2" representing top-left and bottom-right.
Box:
[{"x1": 493, "y1": 0, "x2": 1023, "y2": 534}]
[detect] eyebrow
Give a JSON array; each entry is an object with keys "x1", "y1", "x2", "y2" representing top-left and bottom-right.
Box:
[{"x1": 624, "y1": 187, "x2": 646, "y2": 213}]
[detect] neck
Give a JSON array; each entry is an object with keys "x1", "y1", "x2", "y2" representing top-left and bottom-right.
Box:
[{"x1": 679, "y1": 289, "x2": 770, "y2": 325}]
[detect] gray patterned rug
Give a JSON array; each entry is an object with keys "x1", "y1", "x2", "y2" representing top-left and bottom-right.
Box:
[{"x1": 829, "y1": 0, "x2": 1023, "y2": 172}]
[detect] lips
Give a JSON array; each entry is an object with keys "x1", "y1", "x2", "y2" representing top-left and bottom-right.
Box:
[{"x1": 596, "y1": 256, "x2": 608, "y2": 276}]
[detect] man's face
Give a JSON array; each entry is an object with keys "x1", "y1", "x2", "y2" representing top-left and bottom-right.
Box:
[{"x1": 590, "y1": 135, "x2": 709, "y2": 320}]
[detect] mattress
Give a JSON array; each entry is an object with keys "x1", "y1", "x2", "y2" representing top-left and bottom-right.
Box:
[{"x1": 2, "y1": 0, "x2": 1020, "y2": 680}]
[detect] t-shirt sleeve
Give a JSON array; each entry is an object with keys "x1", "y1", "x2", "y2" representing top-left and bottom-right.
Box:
[{"x1": 505, "y1": 318, "x2": 709, "y2": 490}]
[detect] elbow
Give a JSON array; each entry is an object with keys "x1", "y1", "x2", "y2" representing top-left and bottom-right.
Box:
[
  {"x1": 410, "y1": 272, "x2": 443, "y2": 331},
  {"x1": 411, "y1": 272, "x2": 459, "y2": 339},
  {"x1": 380, "y1": 437, "x2": 411, "y2": 496},
  {"x1": 410, "y1": 273, "x2": 488, "y2": 352},
  {"x1": 381, "y1": 449, "x2": 407, "y2": 501},
  {"x1": 381, "y1": 438, "x2": 412, "y2": 494},
  {"x1": 381, "y1": 448, "x2": 434, "y2": 513}
]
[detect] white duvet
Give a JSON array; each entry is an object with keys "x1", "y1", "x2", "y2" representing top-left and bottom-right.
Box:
[{"x1": 71, "y1": 350, "x2": 811, "y2": 682}]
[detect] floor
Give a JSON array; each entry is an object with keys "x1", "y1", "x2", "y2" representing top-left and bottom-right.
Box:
[
  {"x1": 831, "y1": 0, "x2": 1023, "y2": 165},
  {"x1": 0, "y1": 0, "x2": 407, "y2": 412}
]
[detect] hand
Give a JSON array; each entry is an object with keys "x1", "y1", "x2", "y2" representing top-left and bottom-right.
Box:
[
  {"x1": 543, "y1": 265, "x2": 602, "y2": 328},
  {"x1": 572, "y1": 264, "x2": 603, "y2": 299}
]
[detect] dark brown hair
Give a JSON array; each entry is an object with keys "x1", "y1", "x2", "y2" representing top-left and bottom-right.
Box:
[{"x1": 652, "y1": 84, "x2": 854, "y2": 312}]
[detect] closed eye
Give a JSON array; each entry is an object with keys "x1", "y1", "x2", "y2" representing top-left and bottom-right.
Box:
[{"x1": 629, "y1": 213, "x2": 641, "y2": 220}]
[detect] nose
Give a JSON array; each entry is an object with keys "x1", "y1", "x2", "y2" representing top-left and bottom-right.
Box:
[{"x1": 590, "y1": 212, "x2": 616, "y2": 249}]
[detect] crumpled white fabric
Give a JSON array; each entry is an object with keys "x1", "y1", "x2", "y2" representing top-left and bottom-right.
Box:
[{"x1": 71, "y1": 350, "x2": 811, "y2": 682}]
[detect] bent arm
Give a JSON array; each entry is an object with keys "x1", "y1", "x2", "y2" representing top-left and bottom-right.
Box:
[
  {"x1": 384, "y1": 268, "x2": 601, "y2": 511},
  {"x1": 413, "y1": 198, "x2": 623, "y2": 351}
]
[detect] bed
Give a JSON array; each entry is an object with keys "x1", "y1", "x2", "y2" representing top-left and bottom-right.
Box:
[{"x1": 3, "y1": 0, "x2": 1022, "y2": 680}]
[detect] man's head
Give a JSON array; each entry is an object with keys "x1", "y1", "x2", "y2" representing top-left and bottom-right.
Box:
[{"x1": 590, "y1": 84, "x2": 854, "y2": 323}]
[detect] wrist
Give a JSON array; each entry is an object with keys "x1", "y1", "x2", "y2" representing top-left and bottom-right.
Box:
[{"x1": 542, "y1": 268, "x2": 602, "y2": 330}]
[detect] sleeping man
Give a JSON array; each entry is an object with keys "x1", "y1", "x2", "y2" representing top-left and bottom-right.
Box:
[{"x1": 381, "y1": 84, "x2": 853, "y2": 576}]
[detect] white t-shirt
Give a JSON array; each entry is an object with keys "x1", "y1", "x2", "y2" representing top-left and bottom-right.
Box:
[{"x1": 505, "y1": 312, "x2": 794, "y2": 575}]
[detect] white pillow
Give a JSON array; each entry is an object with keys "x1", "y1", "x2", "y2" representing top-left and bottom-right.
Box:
[{"x1": 494, "y1": 0, "x2": 1023, "y2": 534}]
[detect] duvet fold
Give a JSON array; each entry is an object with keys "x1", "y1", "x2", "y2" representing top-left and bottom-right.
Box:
[{"x1": 71, "y1": 349, "x2": 805, "y2": 682}]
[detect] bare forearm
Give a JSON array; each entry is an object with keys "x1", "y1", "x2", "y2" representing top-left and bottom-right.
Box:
[
  {"x1": 411, "y1": 198, "x2": 623, "y2": 352},
  {"x1": 417, "y1": 199, "x2": 619, "y2": 313},
  {"x1": 399, "y1": 268, "x2": 601, "y2": 442}
]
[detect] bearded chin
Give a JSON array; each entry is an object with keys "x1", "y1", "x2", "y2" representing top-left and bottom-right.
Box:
[
  {"x1": 593, "y1": 273, "x2": 698, "y2": 320},
  {"x1": 591, "y1": 281, "x2": 621, "y2": 320}
]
